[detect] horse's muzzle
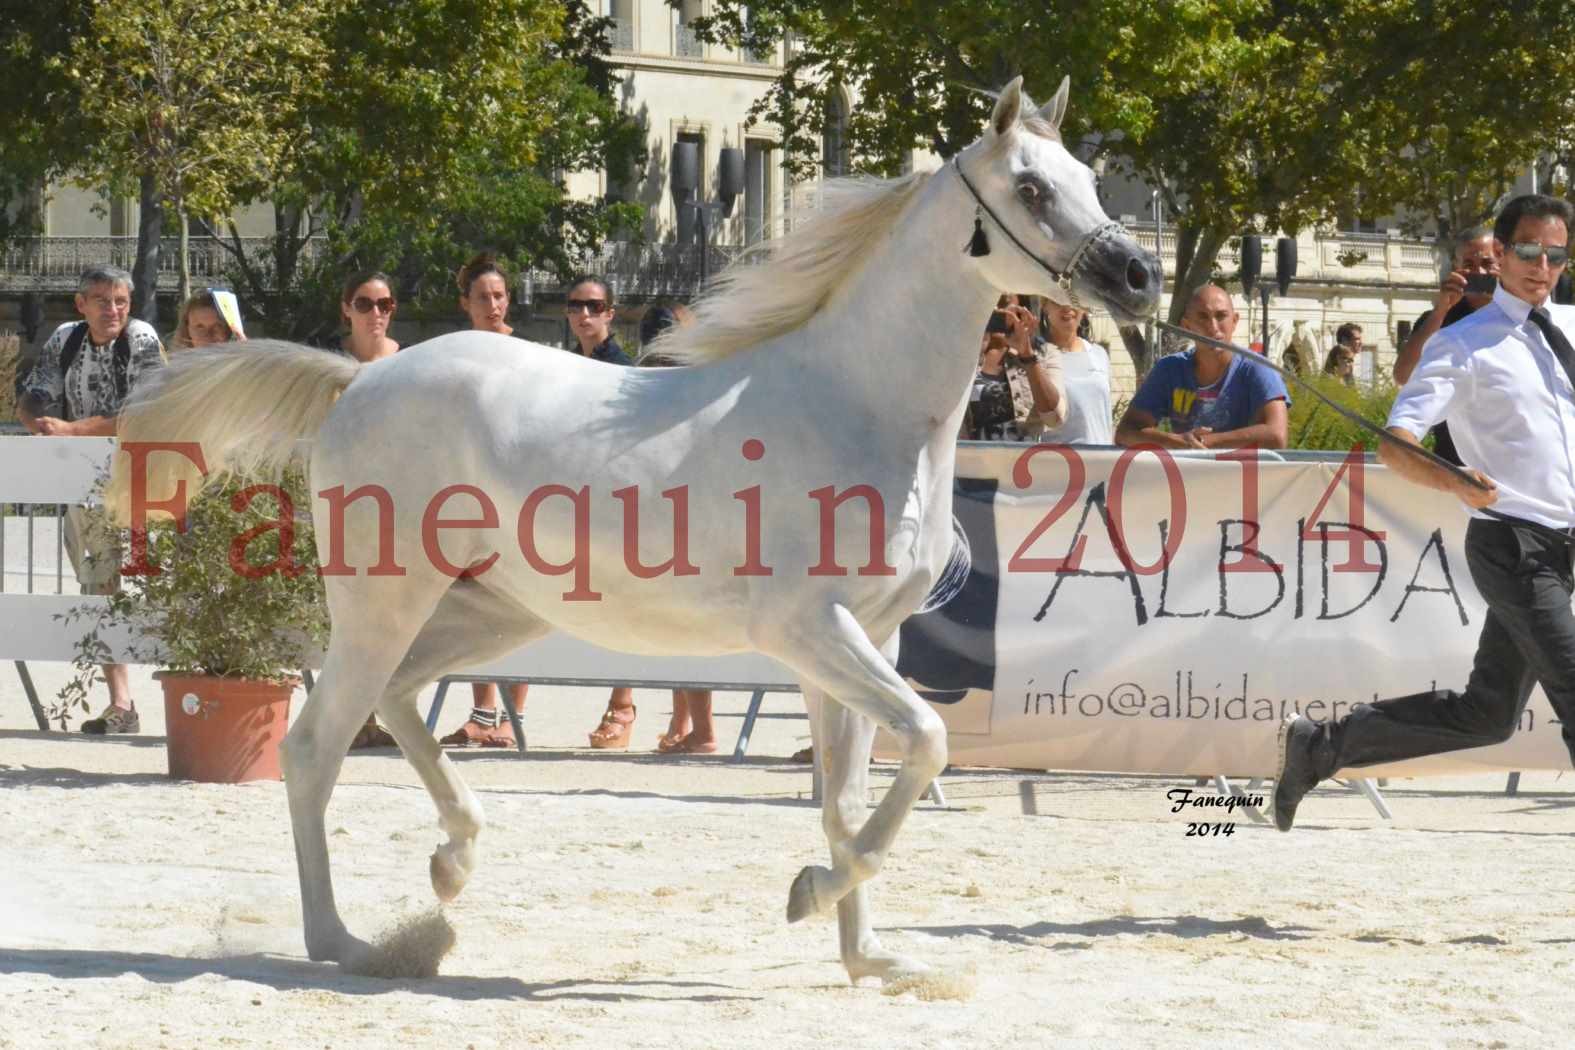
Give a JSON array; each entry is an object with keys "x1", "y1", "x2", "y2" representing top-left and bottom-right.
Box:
[{"x1": 1084, "y1": 234, "x2": 1163, "y2": 324}]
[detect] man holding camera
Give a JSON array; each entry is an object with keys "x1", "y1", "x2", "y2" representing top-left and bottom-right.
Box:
[
  {"x1": 1392, "y1": 226, "x2": 1501, "y2": 465},
  {"x1": 1274, "y1": 194, "x2": 1575, "y2": 831}
]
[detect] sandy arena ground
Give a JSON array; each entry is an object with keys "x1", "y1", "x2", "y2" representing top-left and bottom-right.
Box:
[{"x1": 2, "y1": 662, "x2": 1573, "y2": 1049}]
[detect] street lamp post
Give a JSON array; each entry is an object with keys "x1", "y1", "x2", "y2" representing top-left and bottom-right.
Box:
[
  {"x1": 671, "y1": 143, "x2": 745, "y2": 293},
  {"x1": 1239, "y1": 234, "x2": 1297, "y2": 359}
]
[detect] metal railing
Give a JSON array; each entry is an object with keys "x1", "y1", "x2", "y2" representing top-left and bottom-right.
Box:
[
  {"x1": 674, "y1": 24, "x2": 704, "y2": 58},
  {"x1": 0, "y1": 235, "x2": 325, "y2": 292},
  {"x1": 1, "y1": 504, "x2": 69, "y2": 596},
  {"x1": 1122, "y1": 221, "x2": 1441, "y2": 287},
  {"x1": 526, "y1": 241, "x2": 752, "y2": 301},
  {"x1": 606, "y1": 17, "x2": 634, "y2": 52}
]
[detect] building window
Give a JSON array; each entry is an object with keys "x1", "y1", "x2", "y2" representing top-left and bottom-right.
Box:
[
  {"x1": 740, "y1": 5, "x2": 769, "y2": 64},
  {"x1": 744, "y1": 139, "x2": 773, "y2": 244},
  {"x1": 606, "y1": 0, "x2": 634, "y2": 52},
  {"x1": 674, "y1": 0, "x2": 704, "y2": 59},
  {"x1": 822, "y1": 92, "x2": 849, "y2": 177}
]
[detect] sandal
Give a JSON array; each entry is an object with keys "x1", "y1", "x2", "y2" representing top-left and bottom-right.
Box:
[
  {"x1": 349, "y1": 718, "x2": 397, "y2": 750},
  {"x1": 655, "y1": 730, "x2": 686, "y2": 753},
  {"x1": 437, "y1": 711, "x2": 516, "y2": 752},
  {"x1": 588, "y1": 704, "x2": 637, "y2": 749}
]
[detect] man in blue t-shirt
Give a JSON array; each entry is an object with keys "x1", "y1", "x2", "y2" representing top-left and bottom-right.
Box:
[{"x1": 1116, "y1": 283, "x2": 1291, "y2": 449}]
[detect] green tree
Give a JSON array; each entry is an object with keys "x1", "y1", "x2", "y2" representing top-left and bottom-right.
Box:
[
  {"x1": 0, "y1": 3, "x2": 93, "y2": 245},
  {"x1": 204, "y1": 0, "x2": 643, "y2": 340},
  {"x1": 54, "y1": 0, "x2": 330, "y2": 309},
  {"x1": 1339, "y1": 2, "x2": 1575, "y2": 252},
  {"x1": 695, "y1": 1, "x2": 1575, "y2": 368}
]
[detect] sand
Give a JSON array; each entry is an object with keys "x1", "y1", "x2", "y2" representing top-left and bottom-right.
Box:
[{"x1": 2, "y1": 662, "x2": 1573, "y2": 1049}]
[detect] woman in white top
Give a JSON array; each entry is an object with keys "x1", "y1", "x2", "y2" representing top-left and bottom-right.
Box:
[{"x1": 1037, "y1": 302, "x2": 1113, "y2": 445}]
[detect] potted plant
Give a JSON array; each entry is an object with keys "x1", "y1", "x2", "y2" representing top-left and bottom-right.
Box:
[{"x1": 55, "y1": 468, "x2": 330, "y2": 782}]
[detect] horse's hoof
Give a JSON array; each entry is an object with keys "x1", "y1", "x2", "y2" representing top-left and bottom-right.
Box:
[
  {"x1": 429, "y1": 846, "x2": 471, "y2": 903},
  {"x1": 305, "y1": 926, "x2": 369, "y2": 966},
  {"x1": 846, "y1": 951, "x2": 928, "y2": 986},
  {"x1": 786, "y1": 864, "x2": 833, "y2": 923}
]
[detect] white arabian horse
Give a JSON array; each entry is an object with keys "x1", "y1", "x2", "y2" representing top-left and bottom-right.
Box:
[{"x1": 110, "y1": 77, "x2": 1160, "y2": 984}]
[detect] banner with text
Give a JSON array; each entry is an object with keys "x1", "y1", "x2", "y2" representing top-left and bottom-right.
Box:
[{"x1": 891, "y1": 445, "x2": 1570, "y2": 778}]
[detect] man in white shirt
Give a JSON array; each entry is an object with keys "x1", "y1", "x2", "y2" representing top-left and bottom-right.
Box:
[{"x1": 1274, "y1": 194, "x2": 1575, "y2": 831}]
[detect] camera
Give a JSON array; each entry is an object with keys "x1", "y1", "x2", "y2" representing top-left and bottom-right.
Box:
[
  {"x1": 985, "y1": 310, "x2": 1012, "y2": 335},
  {"x1": 1463, "y1": 273, "x2": 1497, "y2": 296}
]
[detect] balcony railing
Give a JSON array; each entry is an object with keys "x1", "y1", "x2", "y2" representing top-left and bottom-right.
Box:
[
  {"x1": 526, "y1": 242, "x2": 752, "y2": 301},
  {"x1": 1122, "y1": 221, "x2": 1440, "y2": 288},
  {"x1": 0, "y1": 235, "x2": 324, "y2": 292},
  {"x1": 606, "y1": 17, "x2": 634, "y2": 53},
  {"x1": 674, "y1": 24, "x2": 704, "y2": 59}
]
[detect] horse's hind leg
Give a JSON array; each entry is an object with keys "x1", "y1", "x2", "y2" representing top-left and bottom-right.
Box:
[
  {"x1": 807, "y1": 684, "x2": 927, "y2": 985},
  {"x1": 282, "y1": 578, "x2": 450, "y2": 966},
  {"x1": 372, "y1": 579, "x2": 550, "y2": 904}
]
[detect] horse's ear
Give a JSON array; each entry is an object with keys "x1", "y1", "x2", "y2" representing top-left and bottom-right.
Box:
[
  {"x1": 1038, "y1": 76, "x2": 1071, "y2": 134},
  {"x1": 991, "y1": 76, "x2": 1024, "y2": 137}
]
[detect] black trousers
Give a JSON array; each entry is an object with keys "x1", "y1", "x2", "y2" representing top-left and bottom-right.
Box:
[{"x1": 1317, "y1": 518, "x2": 1575, "y2": 774}]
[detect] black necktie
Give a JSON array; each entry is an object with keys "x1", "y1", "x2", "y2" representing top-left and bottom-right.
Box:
[{"x1": 1529, "y1": 306, "x2": 1575, "y2": 392}]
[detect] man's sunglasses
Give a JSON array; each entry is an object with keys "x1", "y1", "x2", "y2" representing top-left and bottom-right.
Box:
[
  {"x1": 1509, "y1": 242, "x2": 1570, "y2": 267},
  {"x1": 565, "y1": 299, "x2": 609, "y2": 315},
  {"x1": 351, "y1": 296, "x2": 396, "y2": 314}
]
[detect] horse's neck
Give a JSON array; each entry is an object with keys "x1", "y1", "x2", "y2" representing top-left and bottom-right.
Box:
[{"x1": 792, "y1": 177, "x2": 994, "y2": 441}]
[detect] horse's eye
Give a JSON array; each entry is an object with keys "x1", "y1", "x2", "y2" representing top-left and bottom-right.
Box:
[{"x1": 1017, "y1": 182, "x2": 1047, "y2": 207}]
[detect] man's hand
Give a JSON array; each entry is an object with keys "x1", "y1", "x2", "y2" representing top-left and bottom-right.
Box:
[
  {"x1": 32, "y1": 417, "x2": 74, "y2": 436},
  {"x1": 1435, "y1": 270, "x2": 1469, "y2": 314},
  {"x1": 1181, "y1": 426, "x2": 1212, "y2": 449},
  {"x1": 1451, "y1": 468, "x2": 1498, "y2": 510}
]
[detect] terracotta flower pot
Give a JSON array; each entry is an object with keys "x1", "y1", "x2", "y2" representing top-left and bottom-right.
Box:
[{"x1": 158, "y1": 673, "x2": 299, "y2": 783}]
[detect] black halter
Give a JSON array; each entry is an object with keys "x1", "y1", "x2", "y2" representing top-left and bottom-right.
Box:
[{"x1": 950, "y1": 155, "x2": 1125, "y2": 311}]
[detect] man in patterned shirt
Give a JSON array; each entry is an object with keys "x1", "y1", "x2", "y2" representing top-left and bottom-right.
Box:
[{"x1": 18, "y1": 265, "x2": 166, "y2": 734}]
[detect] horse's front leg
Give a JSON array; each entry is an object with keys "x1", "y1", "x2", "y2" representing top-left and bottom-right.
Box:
[
  {"x1": 768, "y1": 607, "x2": 947, "y2": 928},
  {"x1": 281, "y1": 654, "x2": 382, "y2": 967},
  {"x1": 282, "y1": 603, "x2": 440, "y2": 969},
  {"x1": 806, "y1": 685, "x2": 930, "y2": 985}
]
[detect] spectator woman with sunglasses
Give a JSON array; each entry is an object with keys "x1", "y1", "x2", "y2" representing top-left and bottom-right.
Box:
[
  {"x1": 340, "y1": 271, "x2": 399, "y2": 363},
  {"x1": 342, "y1": 270, "x2": 402, "y2": 750},
  {"x1": 439, "y1": 252, "x2": 534, "y2": 749},
  {"x1": 563, "y1": 275, "x2": 639, "y2": 748},
  {"x1": 565, "y1": 274, "x2": 633, "y2": 365}
]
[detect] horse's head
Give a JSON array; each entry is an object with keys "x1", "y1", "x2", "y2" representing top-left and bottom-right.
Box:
[{"x1": 956, "y1": 76, "x2": 1161, "y2": 325}]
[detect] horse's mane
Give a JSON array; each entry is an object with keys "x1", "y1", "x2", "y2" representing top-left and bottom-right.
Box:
[{"x1": 659, "y1": 169, "x2": 933, "y2": 363}]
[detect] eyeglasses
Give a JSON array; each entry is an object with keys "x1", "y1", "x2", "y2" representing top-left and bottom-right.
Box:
[
  {"x1": 351, "y1": 296, "x2": 396, "y2": 314},
  {"x1": 1509, "y1": 242, "x2": 1570, "y2": 267},
  {"x1": 565, "y1": 299, "x2": 609, "y2": 316}
]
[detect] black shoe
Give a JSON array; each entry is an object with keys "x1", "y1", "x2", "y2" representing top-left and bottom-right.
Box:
[{"x1": 1273, "y1": 713, "x2": 1321, "y2": 832}]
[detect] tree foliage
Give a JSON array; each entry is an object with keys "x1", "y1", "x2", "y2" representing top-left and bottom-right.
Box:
[
  {"x1": 208, "y1": 0, "x2": 643, "y2": 340},
  {"x1": 55, "y1": 0, "x2": 330, "y2": 306},
  {"x1": 0, "y1": 0, "x2": 642, "y2": 338},
  {"x1": 697, "y1": 0, "x2": 1575, "y2": 346}
]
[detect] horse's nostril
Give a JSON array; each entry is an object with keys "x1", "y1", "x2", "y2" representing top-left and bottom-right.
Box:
[{"x1": 1126, "y1": 258, "x2": 1150, "y2": 292}]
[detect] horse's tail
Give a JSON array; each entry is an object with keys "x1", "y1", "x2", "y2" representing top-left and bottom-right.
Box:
[{"x1": 104, "y1": 340, "x2": 361, "y2": 524}]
